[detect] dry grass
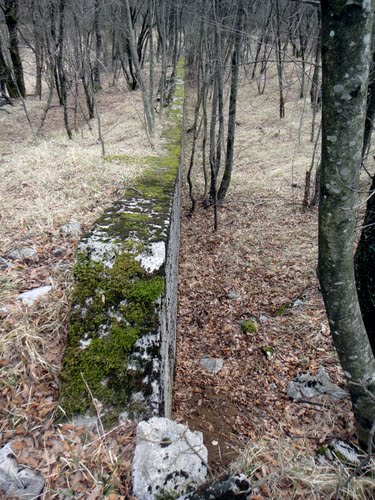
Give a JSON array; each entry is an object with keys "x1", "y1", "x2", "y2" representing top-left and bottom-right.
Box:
[
  {"x1": 231, "y1": 437, "x2": 375, "y2": 499},
  {"x1": 0, "y1": 67, "x2": 164, "y2": 496}
]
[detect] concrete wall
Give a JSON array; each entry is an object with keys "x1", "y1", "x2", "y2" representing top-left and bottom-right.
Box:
[{"x1": 58, "y1": 63, "x2": 185, "y2": 424}]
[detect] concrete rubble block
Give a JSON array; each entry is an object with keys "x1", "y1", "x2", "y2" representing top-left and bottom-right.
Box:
[
  {"x1": 132, "y1": 417, "x2": 208, "y2": 499},
  {"x1": 0, "y1": 443, "x2": 44, "y2": 499},
  {"x1": 287, "y1": 366, "x2": 347, "y2": 401},
  {"x1": 0, "y1": 257, "x2": 11, "y2": 269},
  {"x1": 17, "y1": 285, "x2": 53, "y2": 306}
]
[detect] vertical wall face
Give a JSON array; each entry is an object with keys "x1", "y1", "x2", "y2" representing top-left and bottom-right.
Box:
[
  {"x1": 58, "y1": 63, "x2": 185, "y2": 424},
  {"x1": 160, "y1": 151, "x2": 182, "y2": 417}
]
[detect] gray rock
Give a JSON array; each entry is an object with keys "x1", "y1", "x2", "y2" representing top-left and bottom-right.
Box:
[
  {"x1": 17, "y1": 285, "x2": 53, "y2": 306},
  {"x1": 132, "y1": 417, "x2": 208, "y2": 500},
  {"x1": 259, "y1": 314, "x2": 268, "y2": 324},
  {"x1": 0, "y1": 443, "x2": 44, "y2": 499},
  {"x1": 179, "y1": 474, "x2": 251, "y2": 499},
  {"x1": 0, "y1": 307, "x2": 10, "y2": 318},
  {"x1": 0, "y1": 257, "x2": 11, "y2": 269},
  {"x1": 200, "y1": 358, "x2": 224, "y2": 374},
  {"x1": 55, "y1": 263, "x2": 71, "y2": 271},
  {"x1": 287, "y1": 366, "x2": 347, "y2": 401},
  {"x1": 8, "y1": 247, "x2": 37, "y2": 260},
  {"x1": 329, "y1": 439, "x2": 361, "y2": 465},
  {"x1": 59, "y1": 221, "x2": 81, "y2": 238},
  {"x1": 52, "y1": 247, "x2": 66, "y2": 257},
  {"x1": 227, "y1": 290, "x2": 241, "y2": 300}
]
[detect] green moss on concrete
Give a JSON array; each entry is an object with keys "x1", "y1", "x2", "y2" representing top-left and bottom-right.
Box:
[
  {"x1": 60, "y1": 58, "x2": 185, "y2": 419},
  {"x1": 59, "y1": 252, "x2": 164, "y2": 416}
]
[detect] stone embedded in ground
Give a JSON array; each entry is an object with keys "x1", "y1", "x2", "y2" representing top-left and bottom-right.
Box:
[
  {"x1": 287, "y1": 366, "x2": 347, "y2": 401},
  {"x1": 0, "y1": 257, "x2": 11, "y2": 269},
  {"x1": 52, "y1": 247, "x2": 66, "y2": 257},
  {"x1": 132, "y1": 417, "x2": 208, "y2": 500},
  {"x1": 0, "y1": 307, "x2": 10, "y2": 318},
  {"x1": 329, "y1": 439, "x2": 361, "y2": 465},
  {"x1": 70, "y1": 414, "x2": 98, "y2": 432},
  {"x1": 200, "y1": 358, "x2": 224, "y2": 374},
  {"x1": 180, "y1": 474, "x2": 251, "y2": 500},
  {"x1": 59, "y1": 221, "x2": 81, "y2": 238},
  {"x1": 0, "y1": 443, "x2": 44, "y2": 499},
  {"x1": 17, "y1": 285, "x2": 53, "y2": 306},
  {"x1": 0, "y1": 95, "x2": 12, "y2": 107},
  {"x1": 227, "y1": 290, "x2": 241, "y2": 300},
  {"x1": 8, "y1": 247, "x2": 37, "y2": 260},
  {"x1": 262, "y1": 345, "x2": 274, "y2": 359}
]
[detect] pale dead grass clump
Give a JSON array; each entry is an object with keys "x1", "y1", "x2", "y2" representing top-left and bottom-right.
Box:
[{"x1": 231, "y1": 437, "x2": 375, "y2": 499}]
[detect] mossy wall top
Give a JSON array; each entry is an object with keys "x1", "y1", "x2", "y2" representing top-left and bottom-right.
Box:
[{"x1": 59, "y1": 60, "x2": 185, "y2": 423}]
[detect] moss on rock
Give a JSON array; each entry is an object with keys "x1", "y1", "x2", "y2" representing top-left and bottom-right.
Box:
[
  {"x1": 59, "y1": 59, "x2": 185, "y2": 420},
  {"x1": 59, "y1": 252, "x2": 164, "y2": 416}
]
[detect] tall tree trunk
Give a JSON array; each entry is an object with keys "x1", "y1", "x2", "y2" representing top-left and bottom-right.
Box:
[
  {"x1": 31, "y1": 0, "x2": 43, "y2": 99},
  {"x1": 0, "y1": 33, "x2": 18, "y2": 97},
  {"x1": 355, "y1": 40, "x2": 375, "y2": 354},
  {"x1": 355, "y1": 174, "x2": 375, "y2": 352},
  {"x1": 319, "y1": 0, "x2": 375, "y2": 449},
  {"x1": 3, "y1": 0, "x2": 25, "y2": 97},
  {"x1": 56, "y1": 0, "x2": 71, "y2": 139},
  {"x1": 123, "y1": 0, "x2": 154, "y2": 138},
  {"x1": 93, "y1": 0, "x2": 103, "y2": 91},
  {"x1": 275, "y1": 0, "x2": 285, "y2": 118},
  {"x1": 217, "y1": 0, "x2": 244, "y2": 201}
]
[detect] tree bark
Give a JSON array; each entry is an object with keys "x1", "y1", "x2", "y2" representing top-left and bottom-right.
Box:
[
  {"x1": 93, "y1": 0, "x2": 103, "y2": 91},
  {"x1": 123, "y1": 0, "x2": 154, "y2": 138},
  {"x1": 319, "y1": 0, "x2": 375, "y2": 448},
  {"x1": 3, "y1": 0, "x2": 25, "y2": 97},
  {"x1": 217, "y1": 0, "x2": 244, "y2": 201},
  {"x1": 0, "y1": 33, "x2": 18, "y2": 97}
]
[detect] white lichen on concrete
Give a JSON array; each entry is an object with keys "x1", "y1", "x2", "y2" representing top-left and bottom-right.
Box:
[
  {"x1": 136, "y1": 241, "x2": 166, "y2": 273},
  {"x1": 132, "y1": 417, "x2": 208, "y2": 500},
  {"x1": 78, "y1": 231, "x2": 121, "y2": 267}
]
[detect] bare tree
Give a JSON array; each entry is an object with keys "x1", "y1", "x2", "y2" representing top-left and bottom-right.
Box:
[
  {"x1": 318, "y1": 0, "x2": 375, "y2": 448},
  {"x1": 0, "y1": 0, "x2": 25, "y2": 97}
]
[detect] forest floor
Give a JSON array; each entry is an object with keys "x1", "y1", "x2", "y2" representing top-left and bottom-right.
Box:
[
  {"x1": 0, "y1": 59, "x2": 370, "y2": 499},
  {"x1": 173, "y1": 66, "x2": 364, "y2": 497}
]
